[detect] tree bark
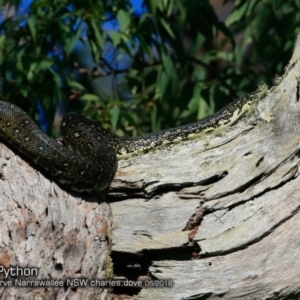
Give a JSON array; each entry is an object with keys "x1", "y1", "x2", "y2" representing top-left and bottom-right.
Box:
[
  {"x1": 2, "y1": 36, "x2": 300, "y2": 300},
  {"x1": 0, "y1": 143, "x2": 113, "y2": 299}
]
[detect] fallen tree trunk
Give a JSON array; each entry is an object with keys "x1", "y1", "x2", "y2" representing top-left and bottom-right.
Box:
[
  {"x1": 2, "y1": 36, "x2": 300, "y2": 300},
  {"x1": 97, "y1": 34, "x2": 300, "y2": 300}
]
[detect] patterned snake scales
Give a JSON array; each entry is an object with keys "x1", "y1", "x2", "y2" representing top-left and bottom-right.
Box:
[{"x1": 0, "y1": 95, "x2": 254, "y2": 194}]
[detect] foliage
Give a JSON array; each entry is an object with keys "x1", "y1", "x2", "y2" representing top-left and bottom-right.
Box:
[{"x1": 0, "y1": 0, "x2": 299, "y2": 136}]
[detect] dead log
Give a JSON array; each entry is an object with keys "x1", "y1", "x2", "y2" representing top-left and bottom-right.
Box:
[
  {"x1": 111, "y1": 34, "x2": 300, "y2": 299},
  {"x1": 2, "y1": 35, "x2": 300, "y2": 300}
]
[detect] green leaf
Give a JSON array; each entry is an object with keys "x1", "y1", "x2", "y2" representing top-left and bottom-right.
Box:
[
  {"x1": 65, "y1": 20, "x2": 83, "y2": 57},
  {"x1": 27, "y1": 61, "x2": 38, "y2": 81},
  {"x1": 110, "y1": 31, "x2": 121, "y2": 45},
  {"x1": 89, "y1": 18, "x2": 104, "y2": 48},
  {"x1": 109, "y1": 107, "x2": 120, "y2": 130},
  {"x1": 80, "y1": 94, "x2": 100, "y2": 101},
  {"x1": 49, "y1": 68, "x2": 62, "y2": 88},
  {"x1": 166, "y1": 0, "x2": 174, "y2": 16},
  {"x1": 90, "y1": 40, "x2": 101, "y2": 62},
  {"x1": 68, "y1": 81, "x2": 85, "y2": 90},
  {"x1": 160, "y1": 17, "x2": 175, "y2": 39},
  {"x1": 151, "y1": 104, "x2": 160, "y2": 132},
  {"x1": 190, "y1": 32, "x2": 205, "y2": 55},
  {"x1": 226, "y1": 1, "x2": 259, "y2": 26},
  {"x1": 27, "y1": 15, "x2": 37, "y2": 42},
  {"x1": 37, "y1": 59, "x2": 53, "y2": 72},
  {"x1": 117, "y1": 9, "x2": 131, "y2": 31}
]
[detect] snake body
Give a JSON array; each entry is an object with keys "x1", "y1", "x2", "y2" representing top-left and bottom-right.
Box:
[{"x1": 0, "y1": 94, "x2": 255, "y2": 193}]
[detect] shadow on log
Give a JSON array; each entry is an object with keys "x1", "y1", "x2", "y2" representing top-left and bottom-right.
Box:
[{"x1": 2, "y1": 35, "x2": 300, "y2": 300}]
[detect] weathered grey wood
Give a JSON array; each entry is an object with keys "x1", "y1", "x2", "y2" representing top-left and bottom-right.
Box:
[
  {"x1": 110, "y1": 35, "x2": 300, "y2": 299},
  {"x1": 2, "y1": 35, "x2": 300, "y2": 300},
  {"x1": 140, "y1": 191, "x2": 300, "y2": 299}
]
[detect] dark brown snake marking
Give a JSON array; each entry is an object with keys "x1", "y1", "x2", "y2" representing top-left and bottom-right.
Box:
[{"x1": 0, "y1": 95, "x2": 255, "y2": 194}]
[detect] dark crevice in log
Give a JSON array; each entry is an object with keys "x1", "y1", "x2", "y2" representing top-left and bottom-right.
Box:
[
  {"x1": 113, "y1": 287, "x2": 141, "y2": 298},
  {"x1": 184, "y1": 206, "x2": 206, "y2": 231},
  {"x1": 107, "y1": 192, "x2": 146, "y2": 202},
  {"x1": 198, "y1": 172, "x2": 229, "y2": 186},
  {"x1": 180, "y1": 165, "x2": 285, "y2": 203},
  {"x1": 243, "y1": 151, "x2": 252, "y2": 156},
  {"x1": 111, "y1": 252, "x2": 145, "y2": 297},
  {"x1": 207, "y1": 171, "x2": 296, "y2": 213},
  {"x1": 111, "y1": 243, "x2": 200, "y2": 296},
  {"x1": 144, "y1": 182, "x2": 194, "y2": 198},
  {"x1": 222, "y1": 164, "x2": 300, "y2": 212},
  {"x1": 145, "y1": 173, "x2": 228, "y2": 198},
  {"x1": 110, "y1": 172, "x2": 228, "y2": 200},
  {"x1": 198, "y1": 201, "x2": 300, "y2": 258},
  {"x1": 231, "y1": 172, "x2": 266, "y2": 194},
  {"x1": 112, "y1": 245, "x2": 199, "y2": 273},
  {"x1": 256, "y1": 156, "x2": 264, "y2": 167}
]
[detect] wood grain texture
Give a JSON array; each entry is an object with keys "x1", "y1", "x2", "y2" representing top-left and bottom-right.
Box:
[
  {"x1": 110, "y1": 35, "x2": 300, "y2": 299},
  {"x1": 2, "y1": 35, "x2": 300, "y2": 300}
]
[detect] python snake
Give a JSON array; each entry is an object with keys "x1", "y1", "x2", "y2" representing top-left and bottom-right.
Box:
[{"x1": 0, "y1": 95, "x2": 255, "y2": 194}]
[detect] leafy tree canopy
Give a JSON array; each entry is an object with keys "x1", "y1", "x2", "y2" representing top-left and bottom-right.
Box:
[{"x1": 0, "y1": 0, "x2": 299, "y2": 136}]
